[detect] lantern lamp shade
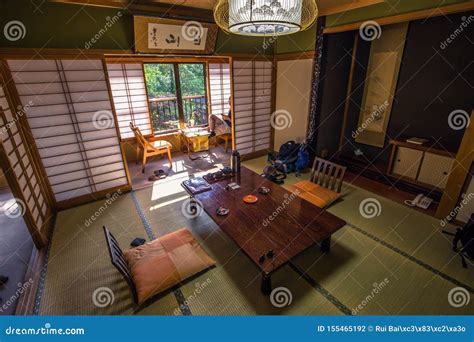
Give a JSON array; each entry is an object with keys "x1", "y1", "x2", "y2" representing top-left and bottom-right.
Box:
[{"x1": 215, "y1": 0, "x2": 318, "y2": 37}]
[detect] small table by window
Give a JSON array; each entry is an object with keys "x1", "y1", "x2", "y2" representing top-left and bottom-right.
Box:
[{"x1": 180, "y1": 128, "x2": 210, "y2": 160}]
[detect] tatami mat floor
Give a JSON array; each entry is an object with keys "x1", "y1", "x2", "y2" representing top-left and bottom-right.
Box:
[{"x1": 36, "y1": 156, "x2": 474, "y2": 315}]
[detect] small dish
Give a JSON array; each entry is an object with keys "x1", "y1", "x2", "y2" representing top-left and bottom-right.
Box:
[
  {"x1": 243, "y1": 195, "x2": 258, "y2": 204},
  {"x1": 258, "y1": 186, "x2": 270, "y2": 194},
  {"x1": 216, "y1": 206, "x2": 230, "y2": 216}
]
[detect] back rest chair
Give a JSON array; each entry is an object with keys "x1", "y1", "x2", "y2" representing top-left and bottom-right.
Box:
[
  {"x1": 103, "y1": 225, "x2": 138, "y2": 303},
  {"x1": 310, "y1": 157, "x2": 347, "y2": 193}
]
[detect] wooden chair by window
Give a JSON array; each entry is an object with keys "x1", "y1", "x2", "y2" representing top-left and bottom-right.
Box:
[
  {"x1": 129, "y1": 122, "x2": 172, "y2": 173},
  {"x1": 289, "y1": 157, "x2": 347, "y2": 209},
  {"x1": 215, "y1": 133, "x2": 232, "y2": 153}
]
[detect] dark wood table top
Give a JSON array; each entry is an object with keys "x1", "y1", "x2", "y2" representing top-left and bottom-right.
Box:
[{"x1": 187, "y1": 167, "x2": 346, "y2": 275}]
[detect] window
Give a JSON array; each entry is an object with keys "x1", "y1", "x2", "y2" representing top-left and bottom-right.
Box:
[
  {"x1": 0, "y1": 75, "x2": 52, "y2": 246},
  {"x1": 144, "y1": 63, "x2": 208, "y2": 132},
  {"x1": 8, "y1": 59, "x2": 129, "y2": 203},
  {"x1": 233, "y1": 60, "x2": 273, "y2": 156},
  {"x1": 107, "y1": 63, "x2": 152, "y2": 139},
  {"x1": 208, "y1": 63, "x2": 231, "y2": 116}
]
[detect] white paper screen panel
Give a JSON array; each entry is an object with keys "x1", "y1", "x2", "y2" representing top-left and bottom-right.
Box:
[
  {"x1": 0, "y1": 83, "x2": 48, "y2": 231},
  {"x1": 209, "y1": 63, "x2": 231, "y2": 116},
  {"x1": 107, "y1": 63, "x2": 152, "y2": 139},
  {"x1": 233, "y1": 60, "x2": 272, "y2": 156},
  {"x1": 8, "y1": 59, "x2": 128, "y2": 202}
]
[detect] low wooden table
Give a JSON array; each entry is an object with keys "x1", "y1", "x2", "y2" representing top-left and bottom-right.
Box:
[
  {"x1": 182, "y1": 167, "x2": 346, "y2": 295},
  {"x1": 180, "y1": 128, "x2": 210, "y2": 160}
]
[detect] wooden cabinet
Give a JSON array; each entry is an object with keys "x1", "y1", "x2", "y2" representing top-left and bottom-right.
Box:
[
  {"x1": 391, "y1": 146, "x2": 423, "y2": 179},
  {"x1": 388, "y1": 139, "x2": 456, "y2": 190},
  {"x1": 417, "y1": 153, "x2": 454, "y2": 189}
]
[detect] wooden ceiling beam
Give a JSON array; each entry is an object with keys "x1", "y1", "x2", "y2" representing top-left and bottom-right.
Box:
[
  {"x1": 48, "y1": 0, "x2": 215, "y2": 22},
  {"x1": 319, "y1": 0, "x2": 385, "y2": 16},
  {"x1": 324, "y1": 1, "x2": 474, "y2": 33}
]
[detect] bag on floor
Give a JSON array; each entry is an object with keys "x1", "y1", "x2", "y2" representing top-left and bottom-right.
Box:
[
  {"x1": 261, "y1": 166, "x2": 286, "y2": 185},
  {"x1": 268, "y1": 141, "x2": 301, "y2": 174}
]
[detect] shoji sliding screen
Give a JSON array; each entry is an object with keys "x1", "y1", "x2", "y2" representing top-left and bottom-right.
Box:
[
  {"x1": 106, "y1": 63, "x2": 152, "y2": 139},
  {"x1": 208, "y1": 63, "x2": 231, "y2": 116},
  {"x1": 8, "y1": 59, "x2": 129, "y2": 204},
  {"x1": 0, "y1": 73, "x2": 52, "y2": 247},
  {"x1": 233, "y1": 60, "x2": 273, "y2": 156}
]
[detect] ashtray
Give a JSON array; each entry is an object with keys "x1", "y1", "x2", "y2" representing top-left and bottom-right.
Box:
[
  {"x1": 243, "y1": 195, "x2": 258, "y2": 204},
  {"x1": 258, "y1": 186, "x2": 270, "y2": 194},
  {"x1": 216, "y1": 206, "x2": 230, "y2": 216}
]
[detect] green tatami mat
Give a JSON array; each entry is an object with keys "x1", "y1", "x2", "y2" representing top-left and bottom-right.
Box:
[
  {"x1": 292, "y1": 228, "x2": 474, "y2": 314},
  {"x1": 39, "y1": 193, "x2": 179, "y2": 315}
]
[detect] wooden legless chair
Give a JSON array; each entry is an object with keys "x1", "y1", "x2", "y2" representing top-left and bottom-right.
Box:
[
  {"x1": 130, "y1": 122, "x2": 172, "y2": 173},
  {"x1": 289, "y1": 157, "x2": 347, "y2": 208}
]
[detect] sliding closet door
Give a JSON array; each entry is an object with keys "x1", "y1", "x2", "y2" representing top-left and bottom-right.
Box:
[
  {"x1": 7, "y1": 58, "x2": 129, "y2": 205},
  {"x1": 0, "y1": 71, "x2": 52, "y2": 247},
  {"x1": 208, "y1": 63, "x2": 231, "y2": 116},
  {"x1": 233, "y1": 60, "x2": 273, "y2": 156},
  {"x1": 106, "y1": 63, "x2": 152, "y2": 139}
]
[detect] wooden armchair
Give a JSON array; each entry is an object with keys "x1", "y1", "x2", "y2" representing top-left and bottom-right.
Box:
[
  {"x1": 130, "y1": 122, "x2": 172, "y2": 173},
  {"x1": 289, "y1": 157, "x2": 347, "y2": 208}
]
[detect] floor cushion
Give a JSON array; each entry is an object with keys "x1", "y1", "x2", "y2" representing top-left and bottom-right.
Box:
[
  {"x1": 123, "y1": 228, "x2": 215, "y2": 305},
  {"x1": 289, "y1": 180, "x2": 341, "y2": 208}
]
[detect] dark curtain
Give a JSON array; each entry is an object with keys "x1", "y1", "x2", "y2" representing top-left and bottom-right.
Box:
[{"x1": 306, "y1": 16, "x2": 326, "y2": 159}]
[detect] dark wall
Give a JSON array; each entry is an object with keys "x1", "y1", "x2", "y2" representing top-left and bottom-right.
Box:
[
  {"x1": 315, "y1": 31, "x2": 356, "y2": 157},
  {"x1": 320, "y1": 11, "x2": 474, "y2": 163}
]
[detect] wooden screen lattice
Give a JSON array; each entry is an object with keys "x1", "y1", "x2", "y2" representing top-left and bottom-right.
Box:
[
  {"x1": 8, "y1": 59, "x2": 129, "y2": 203},
  {"x1": 233, "y1": 60, "x2": 272, "y2": 155},
  {"x1": 208, "y1": 63, "x2": 231, "y2": 116},
  {"x1": 106, "y1": 63, "x2": 152, "y2": 139},
  {"x1": 0, "y1": 75, "x2": 51, "y2": 246}
]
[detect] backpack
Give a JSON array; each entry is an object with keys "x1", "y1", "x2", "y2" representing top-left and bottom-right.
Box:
[
  {"x1": 295, "y1": 144, "x2": 310, "y2": 175},
  {"x1": 261, "y1": 166, "x2": 287, "y2": 185},
  {"x1": 268, "y1": 141, "x2": 303, "y2": 174},
  {"x1": 443, "y1": 214, "x2": 474, "y2": 268}
]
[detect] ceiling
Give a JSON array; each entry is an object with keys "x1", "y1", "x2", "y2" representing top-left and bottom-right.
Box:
[
  {"x1": 130, "y1": 0, "x2": 385, "y2": 14},
  {"x1": 50, "y1": 0, "x2": 386, "y2": 16}
]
